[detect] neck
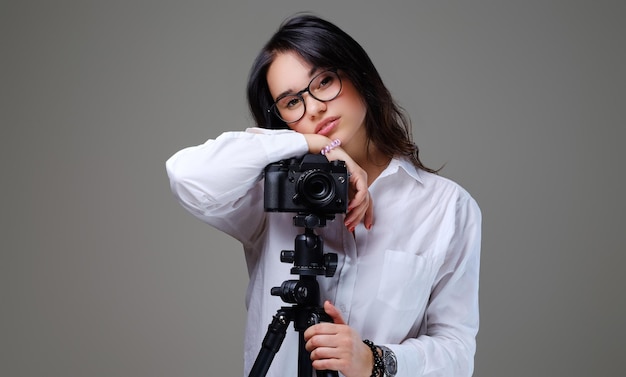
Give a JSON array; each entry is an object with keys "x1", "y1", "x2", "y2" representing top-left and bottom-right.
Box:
[{"x1": 344, "y1": 140, "x2": 391, "y2": 186}]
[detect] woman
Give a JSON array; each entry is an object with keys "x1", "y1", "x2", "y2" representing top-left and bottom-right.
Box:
[{"x1": 167, "y1": 14, "x2": 481, "y2": 377}]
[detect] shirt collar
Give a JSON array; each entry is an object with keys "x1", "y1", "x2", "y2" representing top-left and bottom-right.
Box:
[{"x1": 379, "y1": 156, "x2": 424, "y2": 184}]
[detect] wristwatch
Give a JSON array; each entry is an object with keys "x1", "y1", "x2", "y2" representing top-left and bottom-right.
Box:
[{"x1": 378, "y1": 345, "x2": 397, "y2": 377}]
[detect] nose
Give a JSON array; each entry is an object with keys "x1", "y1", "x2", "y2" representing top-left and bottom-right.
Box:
[{"x1": 303, "y1": 92, "x2": 327, "y2": 118}]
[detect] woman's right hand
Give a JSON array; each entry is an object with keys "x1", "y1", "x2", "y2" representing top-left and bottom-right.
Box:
[{"x1": 303, "y1": 135, "x2": 374, "y2": 232}]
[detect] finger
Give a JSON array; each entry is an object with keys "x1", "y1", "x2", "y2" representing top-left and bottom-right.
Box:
[
  {"x1": 311, "y1": 358, "x2": 341, "y2": 372},
  {"x1": 324, "y1": 300, "x2": 346, "y2": 325},
  {"x1": 303, "y1": 325, "x2": 316, "y2": 342},
  {"x1": 364, "y1": 196, "x2": 374, "y2": 230},
  {"x1": 346, "y1": 189, "x2": 370, "y2": 226},
  {"x1": 305, "y1": 333, "x2": 334, "y2": 352},
  {"x1": 303, "y1": 322, "x2": 336, "y2": 341},
  {"x1": 346, "y1": 183, "x2": 368, "y2": 221},
  {"x1": 345, "y1": 204, "x2": 367, "y2": 231},
  {"x1": 347, "y1": 178, "x2": 368, "y2": 211},
  {"x1": 347, "y1": 192, "x2": 366, "y2": 213}
]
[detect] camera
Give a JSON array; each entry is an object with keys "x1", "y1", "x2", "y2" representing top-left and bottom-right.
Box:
[{"x1": 264, "y1": 153, "x2": 348, "y2": 215}]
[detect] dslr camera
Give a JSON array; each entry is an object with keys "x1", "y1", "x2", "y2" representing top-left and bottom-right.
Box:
[{"x1": 264, "y1": 153, "x2": 348, "y2": 215}]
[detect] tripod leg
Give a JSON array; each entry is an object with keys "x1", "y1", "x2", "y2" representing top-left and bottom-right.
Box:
[
  {"x1": 298, "y1": 332, "x2": 313, "y2": 377},
  {"x1": 249, "y1": 309, "x2": 291, "y2": 377}
]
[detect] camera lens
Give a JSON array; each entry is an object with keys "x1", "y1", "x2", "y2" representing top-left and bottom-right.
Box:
[{"x1": 296, "y1": 170, "x2": 336, "y2": 207}]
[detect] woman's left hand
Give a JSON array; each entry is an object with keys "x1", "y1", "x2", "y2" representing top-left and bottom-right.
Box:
[
  {"x1": 304, "y1": 301, "x2": 374, "y2": 377},
  {"x1": 325, "y1": 147, "x2": 374, "y2": 232}
]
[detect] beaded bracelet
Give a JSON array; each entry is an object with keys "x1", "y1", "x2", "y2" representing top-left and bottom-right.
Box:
[
  {"x1": 363, "y1": 339, "x2": 384, "y2": 377},
  {"x1": 320, "y1": 139, "x2": 341, "y2": 155}
]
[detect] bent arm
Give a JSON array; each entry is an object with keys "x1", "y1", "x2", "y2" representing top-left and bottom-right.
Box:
[{"x1": 165, "y1": 128, "x2": 309, "y2": 243}]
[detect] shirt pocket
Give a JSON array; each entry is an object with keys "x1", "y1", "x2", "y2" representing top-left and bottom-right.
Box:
[{"x1": 376, "y1": 249, "x2": 434, "y2": 311}]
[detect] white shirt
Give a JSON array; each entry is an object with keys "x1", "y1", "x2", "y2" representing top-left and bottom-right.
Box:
[{"x1": 166, "y1": 128, "x2": 481, "y2": 377}]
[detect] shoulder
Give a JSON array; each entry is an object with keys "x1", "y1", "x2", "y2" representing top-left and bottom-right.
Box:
[
  {"x1": 393, "y1": 158, "x2": 475, "y2": 201},
  {"x1": 419, "y1": 169, "x2": 480, "y2": 212},
  {"x1": 391, "y1": 157, "x2": 480, "y2": 221}
]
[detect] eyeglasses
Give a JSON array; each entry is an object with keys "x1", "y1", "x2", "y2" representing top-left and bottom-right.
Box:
[{"x1": 268, "y1": 68, "x2": 342, "y2": 124}]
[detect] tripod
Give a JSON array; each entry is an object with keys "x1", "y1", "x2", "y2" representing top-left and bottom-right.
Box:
[{"x1": 249, "y1": 213, "x2": 340, "y2": 377}]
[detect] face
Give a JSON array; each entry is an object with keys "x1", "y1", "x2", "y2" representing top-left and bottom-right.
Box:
[{"x1": 266, "y1": 51, "x2": 367, "y2": 150}]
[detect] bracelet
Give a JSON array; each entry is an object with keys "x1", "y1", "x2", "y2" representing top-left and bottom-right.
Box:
[
  {"x1": 363, "y1": 339, "x2": 384, "y2": 377},
  {"x1": 320, "y1": 139, "x2": 341, "y2": 155}
]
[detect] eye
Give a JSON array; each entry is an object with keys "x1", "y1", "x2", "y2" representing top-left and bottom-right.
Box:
[
  {"x1": 311, "y1": 72, "x2": 337, "y2": 93},
  {"x1": 319, "y1": 75, "x2": 334, "y2": 87},
  {"x1": 278, "y1": 95, "x2": 303, "y2": 110}
]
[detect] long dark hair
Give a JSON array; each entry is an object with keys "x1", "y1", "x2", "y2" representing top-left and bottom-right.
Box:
[{"x1": 246, "y1": 14, "x2": 437, "y2": 172}]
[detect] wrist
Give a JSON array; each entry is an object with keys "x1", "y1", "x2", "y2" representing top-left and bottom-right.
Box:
[
  {"x1": 363, "y1": 339, "x2": 384, "y2": 377},
  {"x1": 320, "y1": 139, "x2": 341, "y2": 156},
  {"x1": 363, "y1": 340, "x2": 398, "y2": 377},
  {"x1": 303, "y1": 134, "x2": 331, "y2": 154}
]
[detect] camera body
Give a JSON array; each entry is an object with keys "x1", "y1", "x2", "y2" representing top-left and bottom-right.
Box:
[{"x1": 264, "y1": 153, "x2": 348, "y2": 215}]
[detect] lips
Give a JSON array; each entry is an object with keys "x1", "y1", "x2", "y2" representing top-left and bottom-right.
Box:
[{"x1": 316, "y1": 117, "x2": 339, "y2": 136}]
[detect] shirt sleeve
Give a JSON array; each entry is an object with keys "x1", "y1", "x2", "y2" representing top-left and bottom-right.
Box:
[
  {"x1": 165, "y1": 127, "x2": 309, "y2": 245},
  {"x1": 387, "y1": 192, "x2": 482, "y2": 377}
]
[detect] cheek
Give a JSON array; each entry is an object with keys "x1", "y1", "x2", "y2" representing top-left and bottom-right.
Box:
[
  {"x1": 286, "y1": 121, "x2": 308, "y2": 134},
  {"x1": 345, "y1": 97, "x2": 367, "y2": 126},
  {"x1": 341, "y1": 86, "x2": 367, "y2": 120}
]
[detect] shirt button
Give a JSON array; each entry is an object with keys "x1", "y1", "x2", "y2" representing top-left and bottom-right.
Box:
[{"x1": 339, "y1": 304, "x2": 347, "y2": 313}]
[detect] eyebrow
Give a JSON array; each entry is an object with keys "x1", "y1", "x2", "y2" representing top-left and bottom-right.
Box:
[{"x1": 274, "y1": 66, "x2": 320, "y2": 100}]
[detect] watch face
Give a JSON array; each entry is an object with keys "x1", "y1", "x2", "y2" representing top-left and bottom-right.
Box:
[
  {"x1": 381, "y1": 346, "x2": 397, "y2": 376},
  {"x1": 385, "y1": 354, "x2": 397, "y2": 375}
]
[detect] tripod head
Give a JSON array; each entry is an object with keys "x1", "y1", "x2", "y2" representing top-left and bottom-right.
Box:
[{"x1": 271, "y1": 213, "x2": 338, "y2": 305}]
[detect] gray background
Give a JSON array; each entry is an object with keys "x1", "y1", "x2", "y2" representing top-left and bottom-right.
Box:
[{"x1": 2, "y1": 1, "x2": 624, "y2": 376}]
